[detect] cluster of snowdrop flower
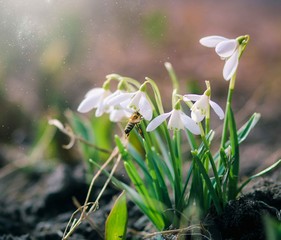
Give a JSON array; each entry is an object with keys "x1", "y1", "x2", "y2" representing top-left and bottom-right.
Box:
[
  {"x1": 60, "y1": 33, "x2": 281, "y2": 239},
  {"x1": 77, "y1": 75, "x2": 225, "y2": 136},
  {"x1": 78, "y1": 34, "x2": 249, "y2": 137}
]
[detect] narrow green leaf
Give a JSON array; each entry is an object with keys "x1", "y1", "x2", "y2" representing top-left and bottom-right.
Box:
[
  {"x1": 123, "y1": 161, "x2": 165, "y2": 229},
  {"x1": 188, "y1": 158, "x2": 204, "y2": 212},
  {"x1": 197, "y1": 130, "x2": 214, "y2": 158},
  {"x1": 115, "y1": 135, "x2": 130, "y2": 160},
  {"x1": 179, "y1": 161, "x2": 193, "y2": 210},
  {"x1": 127, "y1": 144, "x2": 154, "y2": 185},
  {"x1": 192, "y1": 151, "x2": 222, "y2": 214},
  {"x1": 215, "y1": 112, "x2": 261, "y2": 164},
  {"x1": 90, "y1": 160, "x2": 165, "y2": 230},
  {"x1": 117, "y1": 181, "x2": 165, "y2": 230},
  {"x1": 238, "y1": 159, "x2": 281, "y2": 193},
  {"x1": 105, "y1": 191, "x2": 128, "y2": 240},
  {"x1": 237, "y1": 112, "x2": 260, "y2": 143},
  {"x1": 144, "y1": 141, "x2": 173, "y2": 212}
]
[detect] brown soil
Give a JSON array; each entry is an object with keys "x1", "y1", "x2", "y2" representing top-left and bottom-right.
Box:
[{"x1": 0, "y1": 162, "x2": 280, "y2": 240}]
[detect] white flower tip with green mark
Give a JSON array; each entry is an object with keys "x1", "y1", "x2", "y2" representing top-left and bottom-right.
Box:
[{"x1": 168, "y1": 110, "x2": 184, "y2": 130}]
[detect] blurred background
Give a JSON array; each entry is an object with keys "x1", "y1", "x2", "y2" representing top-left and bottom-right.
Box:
[{"x1": 1, "y1": 0, "x2": 281, "y2": 174}]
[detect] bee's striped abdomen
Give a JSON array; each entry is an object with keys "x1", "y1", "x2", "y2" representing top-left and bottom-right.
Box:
[{"x1": 124, "y1": 122, "x2": 135, "y2": 136}]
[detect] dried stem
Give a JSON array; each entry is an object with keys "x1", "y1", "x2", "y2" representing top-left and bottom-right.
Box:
[{"x1": 62, "y1": 147, "x2": 119, "y2": 240}]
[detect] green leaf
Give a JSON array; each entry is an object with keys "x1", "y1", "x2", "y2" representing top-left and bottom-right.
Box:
[
  {"x1": 238, "y1": 159, "x2": 281, "y2": 193},
  {"x1": 115, "y1": 135, "x2": 130, "y2": 161},
  {"x1": 90, "y1": 160, "x2": 165, "y2": 230},
  {"x1": 117, "y1": 180, "x2": 165, "y2": 230},
  {"x1": 105, "y1": 191, "x2": 127, "y2": 240},
  {"x1": 237, "y1": 112, "x2": 260, "y2": 143},
  {"x1": 192, "y1": 151, "x2": 222, "y2": 214},
  {"x1": 144, "y1": 141, "x2": 173, "y2": 213},
  {"x1": 215, "y1": 112, "x2": 261, "y2": 164}
]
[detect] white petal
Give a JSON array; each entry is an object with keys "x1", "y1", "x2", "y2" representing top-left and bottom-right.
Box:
[
  {"x1": 95, "y1": 90, "x2": 111, "y2": 117},
  {"x1": 85, "y1": 88, "x2": 104, "y2": 98},
  {"x1": 210, "y1": 100, "x2": 224, "y2": 120},
  {"x1": 106, "y1": 92, "x2": 134, "y2": 105},
  {"x1": 223, "y1": 49, "x2": 239, "y2": 81},
  {"x1": 77, "y1": 94, "x2": 100, "y2": 113},
  {"x1": 183, "y1": 94, "x2": 201, "y2": 102},
  {"x1": 199, "y1": 36, "x2": 228, "y2": 48},
  {"x1": 215, "y1": 39, "x2": 238, "y2": 58},
  {"x1": 103, "y1": 90, "x2": 123, "y2": 105},
  {"x1": 180, "y1": 112, "x2": 200, "y2": 135},
  {"x1": 146, "y1": 112, "x2": 171, "y2": 132},
  {"x1": 120, "y1": 98, "x2": 132, "y2": 108},
  {"x1": 139, "y1": 94, "x2": 153, "y2": 121},
  {"x1": 109, "y1": 109, "x2": 131, "y2": 122},
  {"x1": 191, "y1": 109, "x2": 205, "y2": 123},
  {"x1": 95, "y1": 104, "x2": 106, "y2": 117},
  {"x1": 168, "y1": 110, "x2": 184, "y2": 130},
  {"x1": 129, "y1": 91, "x2": 142, "y2": 110}
]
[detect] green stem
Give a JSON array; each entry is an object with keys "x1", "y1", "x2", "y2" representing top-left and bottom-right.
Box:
[
  {"x1": 175, "y1": 130, "x2": 183, "y2": 184},
  {"x1": 145, "y1": 77, "x2": 165, "y2": 115},
  {"x1": 205, "y1": 81, "x2": 211, "y2": 134},
  {"x1": 206, "y1": 150, "x2": 223, "y2": 202},
  {"x1": 106, "y1": 74, "x2": 141, "y2": 89},
  {"x1": 165, "y1": 62, "x2": 179, "y2": 91},
  {"x1": 220, "y1": 73, "x2": 236, "y2": 149}
]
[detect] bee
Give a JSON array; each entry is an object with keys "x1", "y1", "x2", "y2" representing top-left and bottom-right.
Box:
[{"x1": 124, "y1": 111, "x2": 144, "y2": 138}]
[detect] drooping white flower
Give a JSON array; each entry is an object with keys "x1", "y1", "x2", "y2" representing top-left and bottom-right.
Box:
[
  {"x1": 199, "y1": 35, "x2": 240, "y2": 81},
  {"x1": 77, "y1": 87, "x2": 112, "y2": 117},
  {"x1": 106, "y1": 89, "x2": 153, "y2": 121},
  {"x1": 146, "y1": 109, "x2": 200, "y2": 135},
  {"x1": 184, "y1": 94, "x2": 224, "y2": 123}
]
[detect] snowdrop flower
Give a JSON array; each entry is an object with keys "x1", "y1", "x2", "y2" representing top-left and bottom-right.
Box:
[
  {"x1": 106, "y1": 84, "x2": 153, "y2": 121},
  {"x1": 146, "y1": 105, "x2": 200, "y2": 135},
  {"x1": 184, "y1": 93, "x2": 224, "y2": 123},
  {"x1": 199, "y1": 35, "x2": 240, "y2": 81},
  {"x1": 77, "y1": 87, "x2": 112, "y2": 117}
]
